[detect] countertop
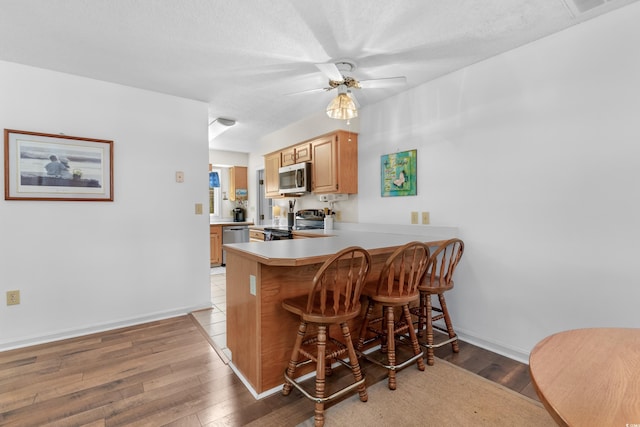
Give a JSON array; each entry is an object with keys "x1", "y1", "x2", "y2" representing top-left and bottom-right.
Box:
[
  {"x1": 223, "y1": 226, "x2": 455, "y2": 266},
  {"x1": 210, "y1": 221, "x2": 254, "y2": 226}
]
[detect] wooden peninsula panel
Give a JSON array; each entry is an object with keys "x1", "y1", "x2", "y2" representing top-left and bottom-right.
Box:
[{"x1": 225, "y1": 252, "x2": 260, "y2": 390}]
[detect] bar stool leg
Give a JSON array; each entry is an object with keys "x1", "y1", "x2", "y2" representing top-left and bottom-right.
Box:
[
  {"x1": 385, "y1": 306, "x2": 397, "y2": 390},
  {"x1": 402, "y1": 304, "x2": 425, "y2": 371},
  {"x1": 417, "y1": 292, "x2": 427, "y2": 337},
  {"x1": 283, "y1": 321, "x2": 307, "y2": 396},
  {"x1": 340, "y1": 322, "x2": 368, "y2": 402},
  {"x1": 380, "y1": 305, "x2": 390, "y2": 354},
  {"x1": 357, "y1": 299, "x2": 374, "y2": 350},
  {"x1": 314, "y1": 325, "x2": 327, "y2": 427},
  {"x1": 425, "y1": 292, "x2": 435, "y2": 366},
  {"x1": 438, "y1": 294, "x2": 459, "y2": 353}
]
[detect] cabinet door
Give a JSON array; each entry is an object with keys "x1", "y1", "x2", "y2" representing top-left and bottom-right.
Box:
[
  {"x1": 282, "y1": 143, "x2": 311, "y2": 165},
  {"x1": 281, "y1": 148, "x2": 295, "y2": 166},
  {"x1": 311, "y1": 131, "x2": 358, "y2": 194},
  {"x1": 210, "y1": 226, "x2": 222, "y2": 265},
  {"x1": 264, "y1": 152, "x2": 282, "y2": 198},
  {"x1": 295, "y1": 143, "x2": 312, "y2": 163},
  {"x1": 311, "y1": 136, "x2": 337, "y2": 193},
  {"x1": 229, "y1": 167, "x2": 236, "y2": 201},
  {"x1": 229, "y1": 166, "x2": 248, "y2": 201}
]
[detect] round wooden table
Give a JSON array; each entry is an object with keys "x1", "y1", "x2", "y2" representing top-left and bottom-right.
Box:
[{"x1": 529, "y1": 328, "x2": 640, "y2": 427}]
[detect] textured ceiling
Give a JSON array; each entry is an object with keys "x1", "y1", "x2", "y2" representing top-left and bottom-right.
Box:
[{"x1": 0, "y1": 0, "x2": 637, "y2": 153}]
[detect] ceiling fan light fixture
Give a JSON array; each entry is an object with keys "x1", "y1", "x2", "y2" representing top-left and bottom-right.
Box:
[{"x1": 326, "y1": 93, "x2": 358, "y2": 120}]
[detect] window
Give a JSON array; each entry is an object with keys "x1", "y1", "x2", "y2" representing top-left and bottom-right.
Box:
[{"x1": 209, "y1": 168, "x2": 222, "y2": 216}]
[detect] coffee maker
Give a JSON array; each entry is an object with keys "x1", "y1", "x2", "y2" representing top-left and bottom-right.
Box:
[{"x1": 233, "y1": 207, "x2": 245, "y2": 222}]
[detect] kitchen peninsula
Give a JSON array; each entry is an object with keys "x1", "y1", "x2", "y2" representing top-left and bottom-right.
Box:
[{"x1": 222, "y1": 225, "x2": 457, "y2": 396}]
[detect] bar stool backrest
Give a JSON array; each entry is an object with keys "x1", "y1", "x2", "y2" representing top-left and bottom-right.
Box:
[
  {"x1": 376, "y1": 242, "x2": 430, "y2": 298},
  {"x1": 425, "y1": 238, "x2": 464, "y2": 289},
  {"x1": 305, "y1": 246, "x2": 372, "y2": 317}
]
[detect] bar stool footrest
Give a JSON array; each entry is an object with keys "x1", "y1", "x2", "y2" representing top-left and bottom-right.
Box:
[
  {"x1": 358, "y1": 348, "x2": 424, "y2": 371},
  {"x1": 283, "y1": 369, "x2": 366, "y2": 404}
]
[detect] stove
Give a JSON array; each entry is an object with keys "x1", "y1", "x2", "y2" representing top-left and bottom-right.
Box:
[
  {"x1": 263, "y1": 227, "x2": 292, "y2": 240},
  {"x1": 294, "y1": 209, "x2": 325, "y2": 230},
  {"x1": 264, "y1": 209, "x2": 325, "y2": 240}
]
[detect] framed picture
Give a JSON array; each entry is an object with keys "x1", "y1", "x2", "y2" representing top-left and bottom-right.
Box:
[
  {"x1": 4, "y1": 129, "x2": 113, "y2": 201},
  {"x1": 381, "y1": 149, "x2": 417, "y2": 197}
]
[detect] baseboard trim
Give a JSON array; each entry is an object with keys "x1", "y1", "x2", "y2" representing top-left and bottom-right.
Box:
[
  {"x1": 0, "y1": 304, "x2": 211, "y2": 352},
  {"x1": 457, "y1": 331, "x2": 530, "y2": 364}
]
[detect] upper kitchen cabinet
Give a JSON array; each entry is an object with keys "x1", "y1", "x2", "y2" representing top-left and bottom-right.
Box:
[
  {"x1": 229, "y1": 166, "x2": 248, "y2": 201},
  {"x1": 281, "y1": 142, "x2": 312, "y2": 166},
  {"x1": 263, "y1": 130, "x2": 358, "y2": 198},
  {"x1": 264, "y1": 152, "x2": 282, "y2": 198},
  {"x1": 311, "y1": 130, "x2": 358, "y2": 194}
]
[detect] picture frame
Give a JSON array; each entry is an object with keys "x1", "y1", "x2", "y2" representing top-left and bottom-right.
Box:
[
  {"x1": 4, "y1": 129, "x2": 113, "y2": 201},
  {"x1": 381, "y1": 149, "x2": 417, "y2": 197}
]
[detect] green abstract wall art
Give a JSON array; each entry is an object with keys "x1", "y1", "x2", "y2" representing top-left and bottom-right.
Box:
[{"x1": 381, "y1": 149, "x2": 417, "y2": 197}]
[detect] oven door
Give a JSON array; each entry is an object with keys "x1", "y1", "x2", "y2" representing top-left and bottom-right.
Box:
[{"x1": 264, "y1": 228, "x2": 293, "y2": 240}]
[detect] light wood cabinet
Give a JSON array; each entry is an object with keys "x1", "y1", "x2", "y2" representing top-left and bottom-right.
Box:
[
  {"x1": 292, "y1": 232, "x2": 328, "y2": 239},
  {"x1": 229, "y1": 166, "x2": 248, "y2": 201},
  {"x1": 281, "y1": 142, "x2": 312, "y2": 166},
  {"x1": 264, "y1": 152, "x2": 282, "y2": 198},
  {"x1": 264, "y1": 130, "x2": 358, "y2": 198},
  {"x1": 311, "y1": 130, "x2": 358, "y2": 194},
  {"x1": 249, "y1": 229, "x2": 265, "y2": 242},
  {"x1": 210, "y1": 225, "x2": 222, "y2": 266}
]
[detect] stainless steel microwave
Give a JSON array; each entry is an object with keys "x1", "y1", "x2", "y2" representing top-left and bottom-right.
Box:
[{"x1": 279, "y1": 162, "x2": 311, "y2": 195}]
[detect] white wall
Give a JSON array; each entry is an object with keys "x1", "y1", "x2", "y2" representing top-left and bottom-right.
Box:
[
  {"x1": 359, "y1": 3, "x2": 640, "y2": 361},
  {"x1": 209, "y1": 149, "x2": 248, "y2": 168},
  {"x1": 0, "y1": 61, "x2": 211, "y2": 350}
]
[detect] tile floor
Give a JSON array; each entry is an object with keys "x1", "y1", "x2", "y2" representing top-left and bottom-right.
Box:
[{"x1": 191, "y1": 266, "x2": 230, "y2": 361}]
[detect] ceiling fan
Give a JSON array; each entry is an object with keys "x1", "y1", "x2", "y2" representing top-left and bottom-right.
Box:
[
  {"x1": 295, "y1": 60, "x2": 407, "y2": 119},
  {"x1": 315, "y1": 60, "x2": 406, "y2": 91}
]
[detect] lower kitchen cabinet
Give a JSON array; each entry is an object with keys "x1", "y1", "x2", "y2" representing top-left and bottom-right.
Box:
[
  {"x1": 210, "y1": 225, "x2": 222, "y2": 266},
  {"x1": 249, "y1": 228, "x2": 265, "y2": 242}
]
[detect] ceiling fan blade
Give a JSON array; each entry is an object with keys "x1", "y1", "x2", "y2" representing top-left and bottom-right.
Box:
[
  {"x1": 358, "y1": 76, "x2": 407, "y2": 89},
  {"x1": 315, "y1": 62, "x2": 343, "y2": 82},
  {"x1": 286, "y1": 86, "x2": 334, "y2": 96}
]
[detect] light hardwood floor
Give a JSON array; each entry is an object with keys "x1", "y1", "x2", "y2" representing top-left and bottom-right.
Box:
[{"x1": 0, "y1": 271, "x2": 539, "y2": 426}]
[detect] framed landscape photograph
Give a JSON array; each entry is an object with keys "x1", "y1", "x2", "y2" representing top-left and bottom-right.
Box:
[
  {"x1": 4, "y1": 129, "x2": 113, "y2": 201},
  {"x1": 381, "y1": 149, "x2": 417, "y2": 197}
]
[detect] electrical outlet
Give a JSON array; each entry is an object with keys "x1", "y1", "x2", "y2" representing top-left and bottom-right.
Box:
[
  {"x1": 422, "y1": 212, "x2": 430, "y2": 224},
  {"x1": 335, "y1": 211, "x2": 341, "y2": 221},
  {"x1": 249, "y1": 275, "x2": 256, "y2": 296},
  {"x1": 411, "y1": 211, "x2": 419, "y2": 224},
  {"x1": 6, "y1": 290, "x2": 20, "y2": 306}
]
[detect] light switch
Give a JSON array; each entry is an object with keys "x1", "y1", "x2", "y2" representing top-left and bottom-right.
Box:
[
  {"x1": 411, "y1": 211, "x2": 419, "y2": 224},
  {"x1": 175, "y1": 171, "x2": 184, "y2": 183},
  {"x1": 195, "y1": 203, "x2": 203, "y2": 215}
]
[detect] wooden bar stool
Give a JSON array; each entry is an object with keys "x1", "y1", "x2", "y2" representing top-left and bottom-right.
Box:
[
  {"x1": 281, "y1": 246, "x2": 372, "y2": 427},
  {"x1": 411, "y1": 238, "x2": 464, "y2": 365},
  {"x1": 357, "y1": 241, "x2": 430, "y2": 390}
]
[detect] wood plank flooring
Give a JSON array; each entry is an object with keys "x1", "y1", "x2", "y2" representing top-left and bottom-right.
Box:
[{"x1": 0, "y1": 314, "x2": 538, "y2": 426}]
